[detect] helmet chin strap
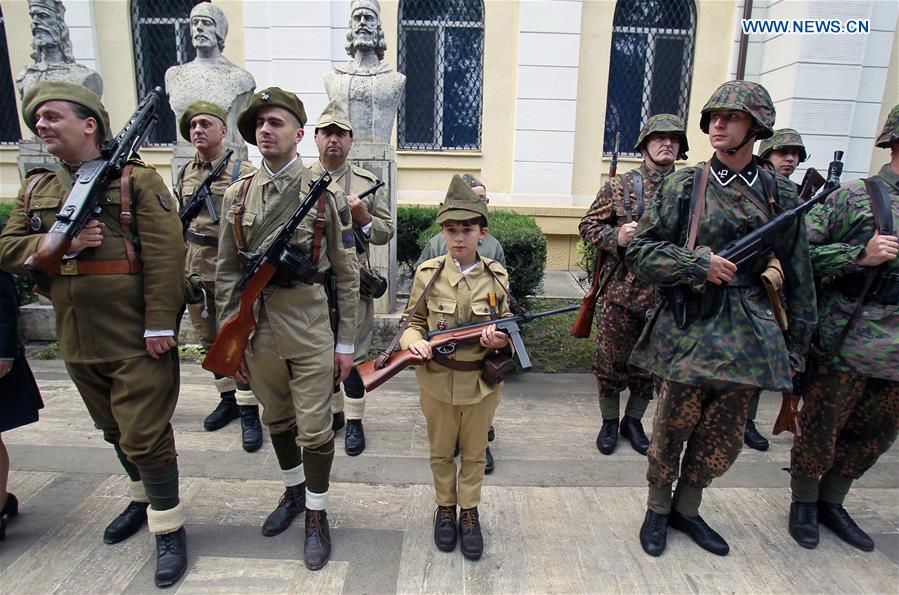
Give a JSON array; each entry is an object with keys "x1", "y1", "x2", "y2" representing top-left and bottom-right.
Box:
[{"x1": 725, "y1": 129, "x2": 758, "y2": 155}]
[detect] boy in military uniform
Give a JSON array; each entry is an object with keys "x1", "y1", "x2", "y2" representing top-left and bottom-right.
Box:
[
  {"x1": 307, "y1": 100, "x2": 394, "y2": 457},
  {"x1": 788, "y1": 105, "x2": 899, "y2": 552},
  {"x1": 216, "y1": 87, "x2": 358, "y2": 570},
  {"x1": 173, "y1": 100, "x2": 261, "y2": 451},
  {"x1": 625, "y1": 81, "x2": 817, "y2": 557},
  {"x1": 579, "y1": 114, "x2": 687, "y2": 456},
  {"x1": 401, "y1": 175, "x2": 513, "y2": 560},
  {"x1": 0, "y1": 81, "x2": 189, "y2": 587}
]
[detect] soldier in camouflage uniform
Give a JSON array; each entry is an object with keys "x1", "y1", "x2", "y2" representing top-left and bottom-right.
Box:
[
  {"x1": 740, "y1": 128, "x2": 810, "y2": 452},
  {"x1": 788, "y1": 104, "x2": 899, "y2": 552},
  {"x1": 625, "y1": 81, "x2": 817, "y2": 557},
  {"x1": 173, "y1": 101, "x2": 262, "y2": 452},
  {"x1": 579, "y1": 114, "x2": 687, "y2": 456}
]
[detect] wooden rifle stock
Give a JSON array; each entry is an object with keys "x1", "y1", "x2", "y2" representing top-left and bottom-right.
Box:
[
  {"x1": 24, "y1": 232, "x2": 72, "y2": 293},
  {"x1": 202, "y1": 261, "x2": 277, "y2": 377},
  {"x1": 571, "y1": 264, "x2": 600, "y2": 338},
  {"x1": 773, "y1": 393, "x2": 801, "y2": 436}
]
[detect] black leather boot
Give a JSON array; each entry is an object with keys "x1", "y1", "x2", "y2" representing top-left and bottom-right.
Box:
[
  {"x1": 433, "y1": 505, "x2": 457, "y2": 552},
  {"x1": 788, "y1": 501, "x2": 819, "y2": 549},
  {"x1": 620, "y1": 415, "x2": 650, "y2": 455},
  {"x1": 103, "y1": 501, "x2": 149, "y2": 544},
  {"x1": 818, "y1": 501, "x2": 874, "y2": 551},
  {"x1": 596, "y1": 418, "x2": 619, "y2": 455},
  {"x1": 304, "y1": 509, "x2": 331, "y2": 570},
  {"x1": 459, "y1": 507, "x2": 483, "y2": 560},
  {"x1": 262, "y1": 483, "x2": 305, "y2": 537},
  {"x1": 239, "y1": 405, "x2": 263, "y2": 452},
  {"x1": 487, "y1": 426, "x2": 495, "y2": 442},
  {"x1": 639, "y1": 509, "x2": 668, "y2": 556},
  {"x1": 345, "y1": 419, "x2": 366, "y2": 456},
  {"x1": 744, "y1": 420, "x2": 770, "y2": 451},
  {"x1": 0, "y1": 493, "x2": 18, "y2": 541},
  {"x1": 485, "y1": 447, "x2": 495, "y2": 475},
  {"x1": 332, "y1": 411, "x2": 345, "y2": 432},
  {"x1": 669, "y1": 509, "x2": 729, "y2": 556},
  {"x1": 204, "y1": 393, "x2": 239, "y2": 431},
  {"x1": 154, "y1": 527, "x2": 188, "y2": 588}
]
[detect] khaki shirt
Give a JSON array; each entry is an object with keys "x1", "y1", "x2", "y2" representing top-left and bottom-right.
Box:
[
  {"x1": 215, "y1": 157, "x2": 359, "y2": 358},
  {"x1": 400, "y1": 254, "x2": 513, "y2": 405},
  {"x1": 175, "y1": 152, "x2": 256, "y2": 281},
  {"x1": 0, "y1": 161, "x2": 185, "y2": 364}
]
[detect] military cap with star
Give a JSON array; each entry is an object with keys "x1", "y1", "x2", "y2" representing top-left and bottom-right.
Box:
[
  {"x1": 22, "y1": 80, "x2": 111, "y2": 140},
  {"x1": 179, "y1": 100, "x2": 227, "y2": 142},
  {"x1": 437, "y1": 174, "x2": 489, "y2": 225},
  {"x1": 237, "y1": 87, "x2": 308, "y2": 145}
]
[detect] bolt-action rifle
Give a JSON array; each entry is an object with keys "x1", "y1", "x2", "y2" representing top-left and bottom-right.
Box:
[
  {"x1": 24, "y1": 87, "x2": 164, "y2": 292},
  {"x1": 178, "y1": 148, "x2": 233, "y2": 231},
  {"x1": 359, "y1": 303, "x2": 579, "y2": 391}
]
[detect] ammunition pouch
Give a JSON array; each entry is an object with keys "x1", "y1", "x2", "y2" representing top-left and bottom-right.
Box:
[
  {"x1": 839, "y1": 271, "x2": 899, "y2": 305},
  {"x1": 761, "y1": 257, "x2": 789, "y2": 331},
  {"x1": 184, "y1": 273, "x2": 206, "y2": 305},
  {"x1": 481, "y1": 350, "x2": 514, "y2": 387},
  {"x1": 359, "y1": 265, "x2": 388, "y2": 299}
]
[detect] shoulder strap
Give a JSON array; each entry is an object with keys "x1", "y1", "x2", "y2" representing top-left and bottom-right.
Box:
[
  {"x1": 759, "y1": 169, "x2": 781, "y2": 215},
  {"x1": 22, "y1": 172, "x2": 52, "y2": 214},
  {"x1": 622, "y1": 174, "x2": 633, "y2": 224},
  {"x1": 374, "y1": 259, "x2": 446, "y2": 369},
  {"x1": 174, "y1": 163, "x2": 188, "y2": 200},
  {"x1": 482, "y1": 259, "x2": 526, "y2": 315},
  {"x1": 864, "y1": 176, "x2": 895, "y2": 235},
  {"x1": 311, "y1": 194, "x2": 328, "y2": 265},
  {"x1": 686, "y1": 162, "x2": 711, "y2": 249},
  {"x1": 631, "y1": 170, "x2": 644, "y2": 220},
  {"x1": 230, "y1": 158, "x2": 241, "y2": 183},
  {"x1": 232, "y1": 177, "x2": 252, "y2": 252},
  {"x1": 118, "y1": 165, "x2": 140, "y2": 273}
]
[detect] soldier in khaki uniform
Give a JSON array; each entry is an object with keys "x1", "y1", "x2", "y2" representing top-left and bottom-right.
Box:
[
  {"x1": 307, "y1": 100, "x2": 394, "y2": 457},
  {"x1": 216, "y1": 87, "x2": 358, "y2": 571},
  {"x1": 173, "y1": 101, "x2": 262, "y2": 452},
  {"x1": 402, "y1": 175, "x2": 513, "y2": 561},
  {"x1": 0, "y1": 81, "x2": 188, "y2": 587}
]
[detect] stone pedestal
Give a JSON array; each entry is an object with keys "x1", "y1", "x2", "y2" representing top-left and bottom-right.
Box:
[
  {"x1": 169, "y1": 141, "x2": 248, "y2": 187},
  {"x1": 350, "y1": 142, "x2": 397, "y2": 314},
  {"x1": 17, "y1": 139, "x2": 58, "y2": 179}
]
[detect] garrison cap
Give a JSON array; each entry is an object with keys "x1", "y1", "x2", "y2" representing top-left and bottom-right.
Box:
[
  {"x1": 875, "y1": 104, "x2": 899, "y2": 148},
  {"x1": 315, "y1": 100, "x2": 352, "y2": 132},
  {"x1": 461, "y1": 173, "x2": 486, "y2": 191},
  {"x1": 634, "y1": 114, "x2": 689, "y2": 160},
  {"x1": 758, "y1": 128, "x2": 808, "y2": 162},
  {"x1": 179, "y1": 100, "x2": 227, "y2": 142},
  {"x1": 237, "y1": 87, "x2": 307, "y2": 145},
  {"x1": 22, "y1": 80, "x2": 111, "y2": 140},
  {"x1": 700, "y1": 80, "x2": 775, "y2": 140},
  {"x1": 437, "y1": 174, "x2": 489, "y2": 225}
]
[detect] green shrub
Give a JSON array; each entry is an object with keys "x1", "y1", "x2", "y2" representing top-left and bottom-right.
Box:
[
  {"x1": 396, "y1": 205, "x2": 439, "y2": 268},
  {"x1": 417, "y1": 210, "x2": 547, "y2": 298},
  {"x1": 0, "y1": 202, "x2": 13, "y2": 229},
  {"x1": 577, "y1": 239, "x2": 598, "y2": 278},
  {"x1": 0, "y1": 202, "x2": 38, "y2": 305}
]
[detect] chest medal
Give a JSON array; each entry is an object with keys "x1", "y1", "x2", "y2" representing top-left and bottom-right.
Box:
[
  {"x1": 436, "y1": 316, "x2": 448, "y2": 331},
  {"x1": 29, "y1": 213, "x2": 42, "y2": 232}
]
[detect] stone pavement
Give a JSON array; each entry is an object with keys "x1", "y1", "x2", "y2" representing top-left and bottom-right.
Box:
[{"x1": 2, "y1": 360, "x2": 897, "y2": 594}]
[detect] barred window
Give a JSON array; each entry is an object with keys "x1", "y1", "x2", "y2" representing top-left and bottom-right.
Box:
[
  {"x1": 603, "y1": 0, "x2": 696, "y2": 157},
  {"x1": 0, "y1": 5, "x2": 21, "y2": 143},
  {"x1": 131, "y1": 0, "x2": 204, "y2": 144},
  {"x1": 398, "y1": 0, "x2": 484, "y2": 151}
]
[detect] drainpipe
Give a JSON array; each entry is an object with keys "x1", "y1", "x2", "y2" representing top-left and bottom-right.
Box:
[{"x1": 736, "y1": 0, "x2": 754, "y2": 79}]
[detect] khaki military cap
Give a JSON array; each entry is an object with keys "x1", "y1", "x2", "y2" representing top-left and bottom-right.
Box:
[
  {"x1": 315, "y1": 100, "x2": 352, "y2": 132},
  {"x1": 22, "y1": 80, "x2": 111, "y2": 140},
  {"x1": 437, "y1": 174, "x2": 489, "y2": 225},
  {"x1": 179, "y1": 100, "x2": 227, "y2": 142},
  {"x1": 237, "y1": 87, "x2": 307, "y2": 145}
]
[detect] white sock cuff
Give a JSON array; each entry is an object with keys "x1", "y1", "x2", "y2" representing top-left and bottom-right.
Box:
[
  {"x1": 235, "y1": 389, "x2": 257, "y2": 406},
  {"x1": 305, "y1": 489, "x2": 328, "y2": 511},
  {"x1": 128, "y1": 480, "x2": 149, "y2": 503},
  {"x1": 344, "y1": 395, "x2": 365, "y2": 420},
  {"x1": 215, "y1": 377, "x2": 236, "y2": 394},
  {"x1": 281, "y1": 463, "x2": 305, "y2": 487},
  {"x1": 331, "y1": 389, "x2": 345, "y2": 414},
  {"x1": 147, "y1": 502, "x2": 185, "y2": 534}
]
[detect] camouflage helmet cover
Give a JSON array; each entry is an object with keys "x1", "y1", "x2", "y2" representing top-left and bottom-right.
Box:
[
  {"x1": 758, "y1": 128, "x2": 807, "y2": 162},
  {"x1": 633, "y1": 113, "x2": 689, "y2": 160},
  {"x1": 700, "y1": 80, "x2": 775, "y2": 140},
  {"x1": 875, "y1": 104, "x2": 899, "y2": 148}
]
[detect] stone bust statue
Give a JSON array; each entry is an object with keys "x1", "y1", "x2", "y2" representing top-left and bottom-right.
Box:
[
  {"x1": 164, "y1": 2, "x2": 255, "y2": 149},
  {"x1": 16, "y1": 0, "x2": 103, "y2": 99},
  {"x1": 323, "y1": 0, "x2": 406, "y2": 144}
]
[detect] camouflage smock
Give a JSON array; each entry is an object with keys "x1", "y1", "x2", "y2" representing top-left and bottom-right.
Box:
[
  {"x1": 624, "y1": 158, "x2": 817, "y2": 391},
  {"x1": 805, "y1": 164, "x2": 899, "y2": 381}
]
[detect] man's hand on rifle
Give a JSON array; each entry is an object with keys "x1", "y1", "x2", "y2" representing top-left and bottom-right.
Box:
[
  {"x1": 334, "y1": 352, "x2": 354, "y2": 383},
  {"x1": 146, "y1": 335, "x2": 176, "y2": 360},
  {"x1": 346, "y1": 194, "x2": 372, "y2": 226},
  {"x1": 707, "y1": 252, "x2": 737, "y2": 285},
  {"x1": 409, "y1": 339, "x2": 432, "y2": 361},
  {"x1": 69, "y1": 219, "x2": 105, "y2": 254},
  {"x1": 480, "y1": 324, "x2": 509, "y2": 350},
  {"x1": 233, "y1": 356, "x2": 250, "y2": 385},
  {"x1": 857, "y1": 231, "x2": 898, "y2": 267},
  {"x1": 617, "y1": 222, "x2": 638, "y2": 247}
]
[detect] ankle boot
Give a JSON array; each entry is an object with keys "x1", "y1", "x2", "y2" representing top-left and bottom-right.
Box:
[
  {"x1": 485, "y1": 447, "x2": 495, "y2": 475},
  {"x1": 304, "y1": 509, "x2": 331, "y2": 570},
  {"x1": 104, "y1": 501, "x2": 149, "y2": 544},
  {"x1": 459, "y1": 507, "x2": 483, "y2": 560},
  {"x1": 669, "y1": 509, "x2": 729, "y2": 556},
  {"x1": 154, "y1": 527, "x2": 188, "y2": 588},
  {"x1": 433, "y1": 505, "x2": 457, "y2": 551},
  {"x1": 345, "y1": 419, "x2": 366, "y2": 456},
  {"x1": 620, "y1": 415, "x2": 650, "y2": 455},
  {"x1": 744, "y1": 420, "x2": 770, "y2": 451},
  {"x1": 262, "y1": 483, "x2": 305, "y2": 536},
  {"x1": 332, "y1": 411, "x2": 345, "y2": 432},
  {"x1": 639, "y1": 509, "x2": 668, "y2": 556},
  {"x1": 239, "y1": 405, "x2": 263, "y2": 452},
  {"x1": 788, "y1": 501, "x2": 819, "y2": 549},
  {"x1": 596, "y1": 418, "x2": 619, "y2": 455},
  {"x1": 817, "y1": 501, "x2": 874, "y2": 551},
  {"x1": 204, "y1": 393, "x2": 240, "y2": 431},
  {"x1": 0, "y1": 493, "x2": 18, "y2": 541}
]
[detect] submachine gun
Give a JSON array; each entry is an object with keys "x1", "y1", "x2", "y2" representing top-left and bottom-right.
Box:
[{"x1": 178, "y1": 148, "x2": 234, "y2": 231}]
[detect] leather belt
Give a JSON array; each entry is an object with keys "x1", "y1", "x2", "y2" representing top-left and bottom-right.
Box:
[
  {"x1": 59, "y1": 259, "x2": 142, "y2": 276},
  {"x1": 267, "y1": 269, "x2": 327, "y2": 287},
  {"x1": 432, "y1": 352, "x2": 484, "y2": 371},
  {"x1": 185, "y1": 230, "x2": 219, "y2": 247}
]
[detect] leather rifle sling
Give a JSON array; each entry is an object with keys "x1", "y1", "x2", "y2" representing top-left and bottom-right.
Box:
[{"x1": 687, "y1": 161, "x2": 711, "y2": 251}]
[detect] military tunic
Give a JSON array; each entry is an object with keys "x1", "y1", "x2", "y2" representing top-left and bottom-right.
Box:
[
  {"x1": 579, "y1": 162, "x2": 670, "y2": 420},
  {"x1": 790, "y1": 164, "x2": 899, "y2": 499},
  {"x1": 401, "y1": 255, "x2": 512, "y2": 508}
]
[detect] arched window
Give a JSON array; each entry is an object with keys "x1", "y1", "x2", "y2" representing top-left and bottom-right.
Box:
[
  {"x1": 131, "y1": 0, "x2": 203, "y2": 144},
  {"x1": 0, "y1": 4, "x2": 21, "y2": 143},
  {"x1": 604, "y1": 0, "x2": 696, "y2": 156},
  {"x1": 398, "y1": 0, "x2": 484, "y2": 150}
]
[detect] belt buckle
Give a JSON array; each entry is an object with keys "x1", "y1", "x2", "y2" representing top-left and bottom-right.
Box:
[{"x1": 59, "y1": 259, "x2": 78, "y2": 276}]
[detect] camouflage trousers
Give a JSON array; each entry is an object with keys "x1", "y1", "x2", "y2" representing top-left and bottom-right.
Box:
[
  {"x1": 593, "y1": 300, "x2": 653, "y2": 420},
  {"x1": 647, "y1": 379, "x2": 756, "y2": 488},
  {"x1": 790, "y1": 359, "x2": 899, "y2": 484}
]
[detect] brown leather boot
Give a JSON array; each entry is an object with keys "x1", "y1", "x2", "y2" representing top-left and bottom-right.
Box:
[
  {"x1": 304, "y1": 509, "x2": 331, "y2": 570},
  {"x1": 262, "y1": 483, "x2": 305, "y2": 537}
]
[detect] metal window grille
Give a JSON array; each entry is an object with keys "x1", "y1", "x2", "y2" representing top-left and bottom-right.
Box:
[
  {"x1": 0, "y1": 6, "x2": 22, "y2": 143},
  {"x1": 131, "y1": 0, "x2": 204, "y2": 144},
  {"x1": 398, "y1": 0, "x2": 484, "y2": 151},
  {"x1": 603, "y1": 0, "x2": 696, "y2": 157}
]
